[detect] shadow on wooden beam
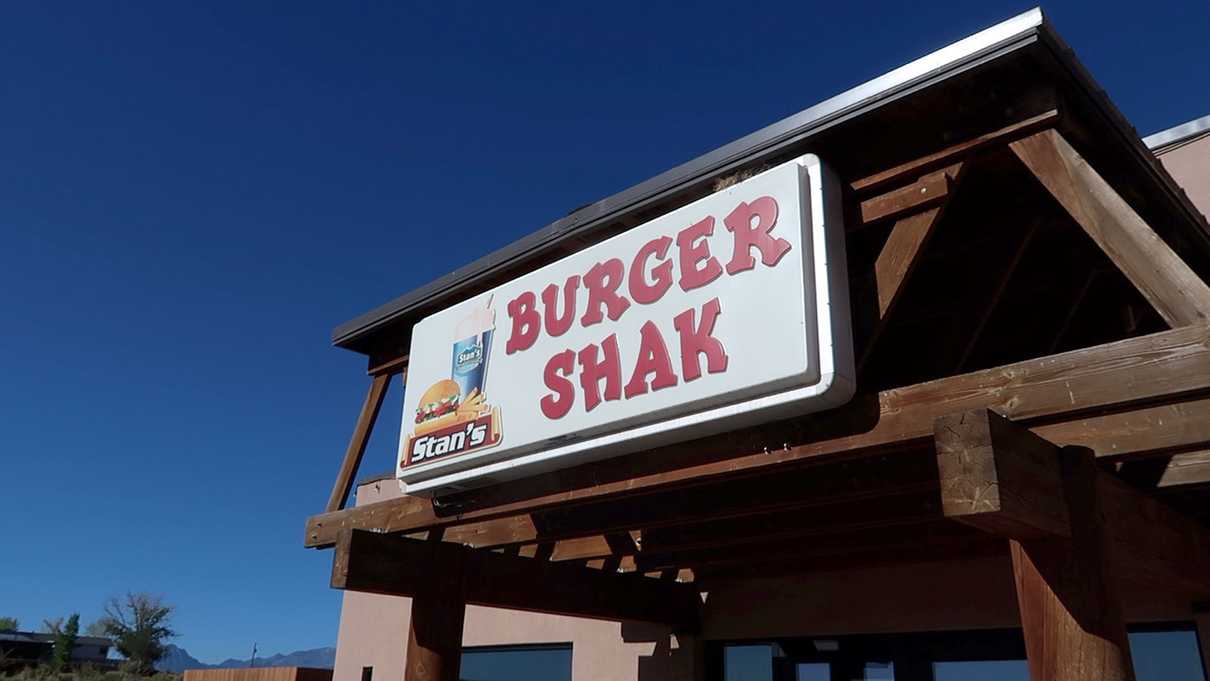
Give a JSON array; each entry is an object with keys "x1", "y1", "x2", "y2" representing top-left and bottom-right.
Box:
[{"x1": 332, "y1": 529, "x2": 701, "y2": 632}]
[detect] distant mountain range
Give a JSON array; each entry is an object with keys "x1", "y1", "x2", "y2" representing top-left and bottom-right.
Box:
[{"x1": 156, "y1": 644, "x2": 336, "y2": 673}]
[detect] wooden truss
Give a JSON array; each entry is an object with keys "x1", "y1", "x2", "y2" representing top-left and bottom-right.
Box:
[{"x1": 308, "y1": 113, "x2": 1210, "y2": 681}]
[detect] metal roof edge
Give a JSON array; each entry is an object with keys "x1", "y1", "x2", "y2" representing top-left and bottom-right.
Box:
[
  {"x1": 1144, "y1": 114, "x2": 1210, "y2": 151},
  {"x1": 331, "y1": 7, "x2": 1048, "y2": 350}
]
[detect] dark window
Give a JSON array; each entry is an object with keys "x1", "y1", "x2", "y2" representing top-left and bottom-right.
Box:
[
  {"x1": 460, "y1": 643, "x2": 572, "y2": 681},
  {"x1": 719, "y1": 625, "x2": 1206, "y2": 681},
  {"x1": 725, "y1": 645, "x2": 773, "y2": 681},
  {"x1": 361, "y1": 666, "x2": 372, "y2": 681},
  {"x1": 1129, "y1": 626, "x2": 1205, "y2": 681},
  {"x1": 933, "y1": 660, "x2": 1027, "y2": 680}
]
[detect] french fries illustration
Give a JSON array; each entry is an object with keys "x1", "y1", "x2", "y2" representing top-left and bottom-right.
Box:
[{"x1": 456, "y1": 387, "x2": 486, "y2": 419}]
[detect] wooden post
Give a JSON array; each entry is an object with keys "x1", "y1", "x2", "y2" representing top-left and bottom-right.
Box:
[
  {"x1": 404, "y1": 541, "x2": 466, "y2": 681},
  {"x1": 1010, "y1": 447, "x2": 1134, "y2": 681},
  {"x1": 1195, "y1": 603, "x2": 1210, "y2": 681}
]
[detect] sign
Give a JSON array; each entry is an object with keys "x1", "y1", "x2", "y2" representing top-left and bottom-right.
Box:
[{"x1": 397, "y1": 154, "x2": 853, "y2": 495}]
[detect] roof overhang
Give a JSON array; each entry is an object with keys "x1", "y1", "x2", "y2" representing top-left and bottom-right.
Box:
[{"x1": 332, "y1": 7, "x2": 1210, "y2": 358}]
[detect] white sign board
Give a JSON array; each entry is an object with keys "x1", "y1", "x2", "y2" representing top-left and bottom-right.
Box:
[{"x1": 397, "y1": 154, "x2": 853, "y2": 496}]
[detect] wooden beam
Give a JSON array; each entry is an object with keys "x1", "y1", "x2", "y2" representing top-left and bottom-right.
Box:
[
  {"x1": 399, "y1": 390, "x2": 1210, "y2": 553},
  {"x1": 304, "y1": 323, "x2": 1210, "y2": 548},
  {"x1": 860, "y1": 162, "x2": 965, "y2": 372},
  {"x1": 1010, "y1": 128, "x2": 1210, "y2": 327},
  {"x1": 325, "y1": 373, "x2": 391, "y2": 512},
  {"x1": 1047, "y1": 269, "x2": 1099, "y2": 354},
  {"x1": 1037, "y1": 396, "x2": 1210, "y2": 462},
  {"x1": 1010, "y1": 447, "x2": 1135, "y2": 681},
  {"x1": 368, "y1": 353, "x2": 408, "y2": 377},
  {"x1": 1155, "y1": 450, "x2": 1210, "y2": 489},
  {"x1": 403, "y1": 537, "x2": 465, "y2": 681},
  {"x1": 851, "y1": 110, "x2": 1059, "y2": 194},
  {"x1": 634, "y1": 484, "x2": 940, "y2": 570},
  {"x1": 934, "y1": 410, "x2": 1070, "y2": 538},
  {"x1": 662, "y1": 521, "x2": 1002, "y2": 577},
  {"x1": 858, "y1": 168, "x2": 951, "y2": 225},
  {"x1": 457, "y1": 450, "x2": 940, "y2": 553},
  {"x1": 332, "y1": 529, "x2": 701, "y2": 631},
  {"x1": 954, "y1": 219, "x2": 1039, "y2": 372},
  {"x1": 935, "y1": 409, "x2": 1210, "y2": 598},
  {"x1": 874, "y1": 209, "x2": 942, "y2": 318}
]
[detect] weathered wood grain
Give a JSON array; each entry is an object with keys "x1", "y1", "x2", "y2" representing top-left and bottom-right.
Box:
[
  {"x1": 305, "y1": 324, "x2": 1210, "y2": 549},
  {"x1": 401, "y1": 536, "x2": 465, "y2": 681},
  {"x1": 333, "y1": 529, "x2": 700, "y2": 631},
  {"x1": 1011, "y1": 128, "x2": 1210, "y2": 327},
  {"x1": 850, "y1": 110, "x2": 1059, "y2": 193},
  {"x1": 934, "y1": 410, "x2": 1069, "y2": 538},
  {"x1": 1011, "y1": 450, "x2": 1135, "y2": 681},
  {"x1": 859, "y1": 168, "x2": 951, "y2": 225},
  {"x1": 937, "y1": 409, "x2": 1210, "y2": 598},
  {"x1": 325, "y1": 373, "x2": 391, "y2": 513},
  {"x1": 1156, "y1": 450, "x2": 1210, "y2": 489}
]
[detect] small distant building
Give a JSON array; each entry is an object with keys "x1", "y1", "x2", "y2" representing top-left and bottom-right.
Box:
[{"x1": 0, "y1": 631, "x2": 115, "y2": 671}]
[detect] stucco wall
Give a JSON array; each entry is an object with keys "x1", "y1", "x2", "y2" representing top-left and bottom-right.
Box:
[
  {"x1": 1157, "y1": 132, "x2": 1210, "y2": 220},
  {"x1": 331, "y1": 479, "x2": 679, "y2": 681}
]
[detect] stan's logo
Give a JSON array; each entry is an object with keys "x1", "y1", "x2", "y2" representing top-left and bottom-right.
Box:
[
  {"x1": 411, "y1": 414, "x2": 495, "y2": 463},
  {"x1": 454, "y1": 345, "x2": 483, "y2": 371},
  {"x1": 401, "y1": 298, "x2": 502, "y2": 469},
  {"x1": 402, "y1": 380, "x2": 502, "y2": 468}
]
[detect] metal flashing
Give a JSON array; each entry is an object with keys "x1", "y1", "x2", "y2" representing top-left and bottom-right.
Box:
[{"x1": 1145, "y1": 114, "x2": 1210, "y2": 151}]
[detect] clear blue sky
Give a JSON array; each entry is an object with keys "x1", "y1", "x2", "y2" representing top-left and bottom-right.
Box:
[{"x1": 1, "y1": 0, "x2": 1206, "y2": 664}]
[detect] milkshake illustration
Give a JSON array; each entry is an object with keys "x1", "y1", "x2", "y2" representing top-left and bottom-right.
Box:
[
  {"x1": 401, "y1": 295, "x2": 504, "y2": 468},
  {"x1": 451, "y1": 296, "x2": 495, "y2": 400}
]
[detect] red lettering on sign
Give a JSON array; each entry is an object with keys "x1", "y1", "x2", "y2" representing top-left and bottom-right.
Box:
[
  {"x1": 628, "y1": 236, "x2": 673, "y2": 305},
  {"x1": 674, "y1": 297, "x2": 728, "y2": 381},
  {"x1": 540, "y1": 350, "x2": 576, "y2": 419},
  {"x1": 542, "y1": 275, "x2": 580, "y2": 338},
  {"x1": 506, "y1": 291, "x2": 540, "y2": 354},
  {"x1": 623, "y1": 321, "x2": 678, "y2": 398},
  {"x1": 580, "y1": 259, "x2": 631, "y2": 327},
  {"x1": 676, "y1": 216, "x2": 723, "y2": 292},
  {"x1": 578, "y1": 334, "x2": 621, "y2": 412},
  {"x1": 724, "y1": 196, "x2": 789, "y2": 274}
]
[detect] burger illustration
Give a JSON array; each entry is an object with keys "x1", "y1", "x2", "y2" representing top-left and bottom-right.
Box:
[{"x1": 413, "y1": 379, "x2": 463, "y2": 436}]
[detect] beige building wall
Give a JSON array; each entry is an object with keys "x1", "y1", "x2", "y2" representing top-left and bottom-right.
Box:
[
  {"x1": 331, "y1": 478, "x2": 679, "y2": 681},
  {"x1": 1156, "y1": 130, "x2": 1210, "y2": 219}
]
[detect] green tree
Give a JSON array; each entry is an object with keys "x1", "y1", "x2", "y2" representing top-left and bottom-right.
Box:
[
  {"x1": 45, "y1": 613, "x2": 80, "y2": 671},
  {"x1": 0, "y1": 616, "x2": 18, "y2": 632},
  {"x1": 97, "y1": 593, "x2": 176, "y2": 676}
]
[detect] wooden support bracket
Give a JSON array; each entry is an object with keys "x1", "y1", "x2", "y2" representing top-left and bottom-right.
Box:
[
  {"x1": 860, "y1": 162, "x2": 965, "y2": 371},
  {"x1": 1010, "y1": 128, "x2": 1210, "y2": 327},
  {"x1": 850, "y1": 109, "x2": 1058, "y2": 194},
  {"x1": 325, "y1": 373, "x2": 391, "y2": 512},
  {"x1": 934, "y1": 409, "x2": 1210, "y2": 599}
]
